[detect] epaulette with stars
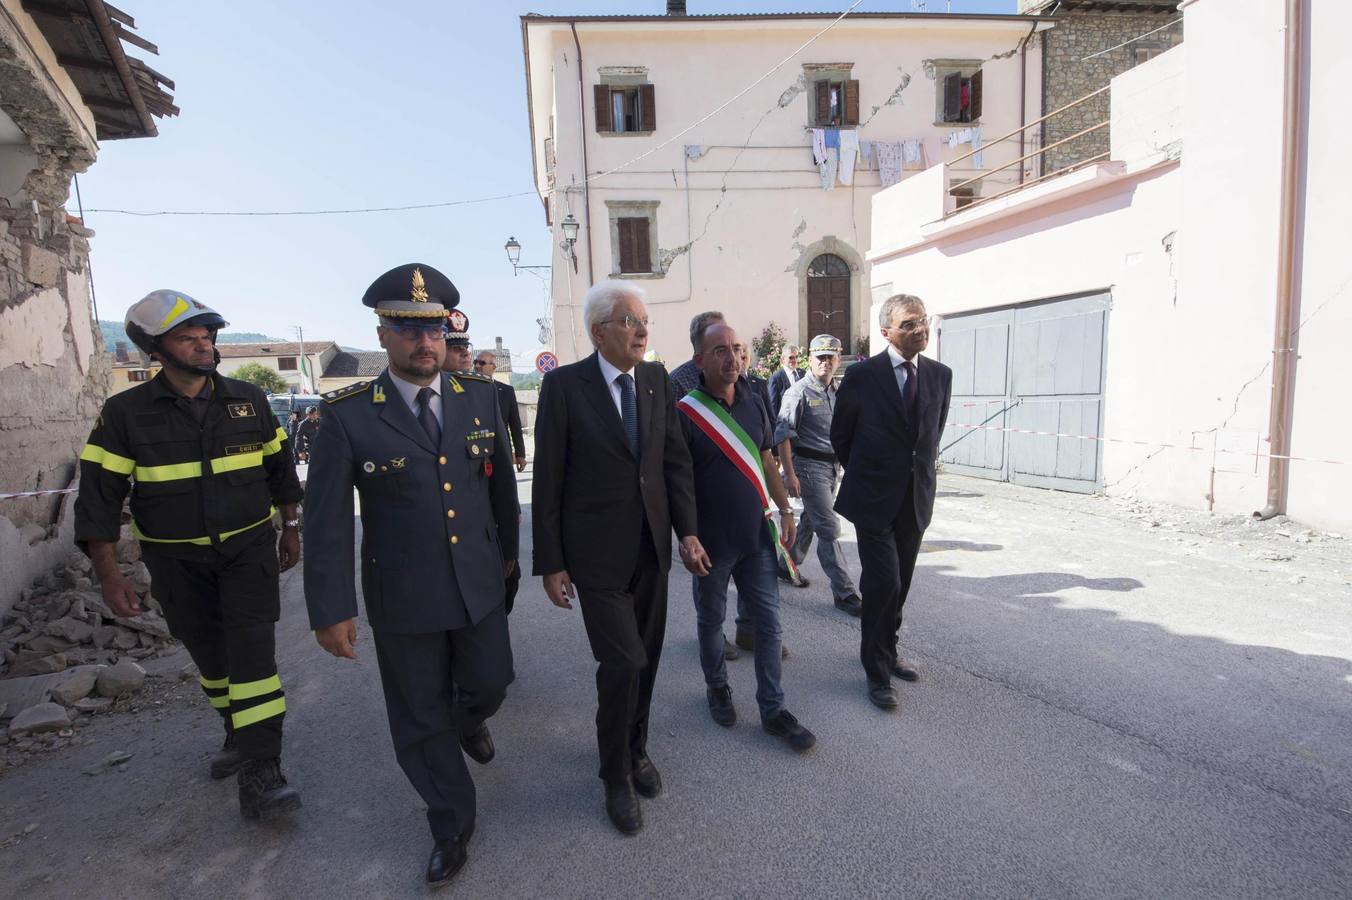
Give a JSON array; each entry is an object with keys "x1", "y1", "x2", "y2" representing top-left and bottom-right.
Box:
[{"x1": 322, "y1": 381, "x2": 371, "y2": 404}]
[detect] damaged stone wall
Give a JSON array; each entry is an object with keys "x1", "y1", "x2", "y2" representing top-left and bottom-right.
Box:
[
  {"x1": 1035, "y1": 5, "x2": 1182, "y2": 174},
  {"x1": 1, "y1": 9, "x2": 109, "y2": 619}
]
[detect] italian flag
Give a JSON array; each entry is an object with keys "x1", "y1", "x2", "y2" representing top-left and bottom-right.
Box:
[{"x1": 678, "y1": 388, "x2": 799, "y2": 578}]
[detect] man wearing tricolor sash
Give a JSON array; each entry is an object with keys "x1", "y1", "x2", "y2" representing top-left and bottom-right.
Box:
[{"x1": 677, "y1": 323, "x2": 817, "y2": 751}]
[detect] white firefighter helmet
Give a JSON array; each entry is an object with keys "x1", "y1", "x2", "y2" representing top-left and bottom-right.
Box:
[{"x1": 124, "y1": 290, "x2": 228, "y2": 355}]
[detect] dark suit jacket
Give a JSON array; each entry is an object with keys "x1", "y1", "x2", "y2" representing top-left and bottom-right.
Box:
[
  {"x1": 303, "y1": 369, "x2": 520, "y2": 634},
  {"x1": 492, "y1": 381, "x2": 526, "y2": 459},
  {"x1": 768, "y1": 366, "x2": 801, "y2": 416},
  {"x1": 531, "y1": 352, "x2": 698, "y2": 590},
  {"x1": 831, "y1": 351, "x2": 953, "y2": 534}
]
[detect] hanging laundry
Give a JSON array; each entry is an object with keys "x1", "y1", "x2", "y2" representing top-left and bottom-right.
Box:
[
  {"x1": 876, "y1": 142, "x2": 903, "y2": 188},
  {"x1": 824, "y1": 128, "x2": 840, "y2": 150},
  {"x1": 819, "y1": 148, "x2": 838, "y2": 191},
  {"x1": 838, "y1": 130, "x2": 859, "y2": 186},
  {"x1": 858, "y1": 140, "x2": 874, "y2": 170},
  {"x1": 902, "y1": 139, "x2": 922, "y2": 165},
  {"x1": 970, "y1": 126, "x2": 983, "y2": 168},
  {"x1": 811, "y1": 129, "x2": 827, "y2": 166}
]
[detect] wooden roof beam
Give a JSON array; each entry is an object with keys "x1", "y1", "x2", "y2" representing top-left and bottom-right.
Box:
[{"x1": 81, "y1": 0, "x2": 156, "y2": 136}]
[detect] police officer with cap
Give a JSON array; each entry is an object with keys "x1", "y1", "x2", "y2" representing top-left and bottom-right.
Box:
[
  {"x1": 302, "y1": 263, "x2": 519, "y2": 887},
  {"x1": 75, "y1": 290, "x2": 304, "y2": 820},
  {"x1": 774, "y1": 333, "x2": 863, "y2": 616},
  {"x1": 442, "y1": 307, "x2": 473, "y2": 375}
]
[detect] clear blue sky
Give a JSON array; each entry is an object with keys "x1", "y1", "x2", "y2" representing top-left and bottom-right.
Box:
[{"x1": 79, "y1": 1, "x2": 1015, "y2": 364}]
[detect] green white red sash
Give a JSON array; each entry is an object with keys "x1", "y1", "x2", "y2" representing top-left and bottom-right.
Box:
[{"x1": 677, "y1": 387, "x2": 799, "y2": 578}]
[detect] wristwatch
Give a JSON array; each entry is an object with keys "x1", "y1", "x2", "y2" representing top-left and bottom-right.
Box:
[{"x1": 282, "y1": 519, "x2": 301, "y2": 529}]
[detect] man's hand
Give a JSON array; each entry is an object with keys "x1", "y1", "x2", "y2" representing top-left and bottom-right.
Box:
[
  {"x1": 678, "y1": 536, "x2": 712, "y2": 576},
  {"x1": 277, "y1": 529, "x2": 300, "y2": 572},
  {"x1": 779, "y1": 513, "x2": 797, "y2": 550},
  {"x1": 101, "y1": 573, "x2": 141, "y2": 618},
  {"x1": 504, "y1": 559, "x2": 517, "y2": 579},
  {"x1": 515, "y1": 455, "x2": 527, "y2": 473},
  {"x1": 544, "y1": 570, "x2": 576, "y2": 609},
  {"x1": 784, "y1": 471, "x2": 801, "y2": 498},
  {"x1": 315, "y1": 619, "x2": 357, "y2": 659}
]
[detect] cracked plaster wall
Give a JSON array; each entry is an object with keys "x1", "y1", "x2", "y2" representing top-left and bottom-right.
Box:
[{"x1": 0, "y1": 8, "x2": 108, "y2": 616}]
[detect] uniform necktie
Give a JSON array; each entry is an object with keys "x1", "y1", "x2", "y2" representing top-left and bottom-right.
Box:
[
  {"x1": 617, "y1": 373, "x2": 640, "y2": 458},
  {"x1": 900, "y1": 360, "x2": 917, "y2": 417},
  {"x1": 416, "y1": 386, "x2": 441, "y2": 446}
]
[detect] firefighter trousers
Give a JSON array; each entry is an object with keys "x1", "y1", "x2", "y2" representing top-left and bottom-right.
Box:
[{"x1": 141, "y1": 528, "x2": 285, "y2": 760}]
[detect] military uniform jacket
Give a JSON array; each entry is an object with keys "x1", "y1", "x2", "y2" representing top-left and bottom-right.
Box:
[
  {"x1": 302, "y1": 369, "x2": 520, "y2": 634},
  {"x1": 74, "y1": 373, "x2": 302, "y2": 558}
]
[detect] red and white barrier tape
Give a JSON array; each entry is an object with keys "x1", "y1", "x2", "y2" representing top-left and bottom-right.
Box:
[
  {"x1": 0, "y1": 488, "x2": 78, "y2": 501},
  {"x1": 947, "y1": 422, "x2": 1345, "y2": 466}
]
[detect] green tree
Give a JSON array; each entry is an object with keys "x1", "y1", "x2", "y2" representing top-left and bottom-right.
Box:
[{"x1": 232, "y1": 362, "x2": 289, "y2": 394}]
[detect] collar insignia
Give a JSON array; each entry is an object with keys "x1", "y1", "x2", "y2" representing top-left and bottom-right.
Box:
[{"x1": 372, "y1": 384, "x2": 386, "y2": 404}]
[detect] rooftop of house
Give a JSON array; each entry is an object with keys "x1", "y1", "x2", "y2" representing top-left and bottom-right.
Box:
[
  {"x1": 216, "y1": 342, "x2": 338, "y2": 359},
  {"x1": 323, "y1": 351, "x2": 389, "y2": 379}
]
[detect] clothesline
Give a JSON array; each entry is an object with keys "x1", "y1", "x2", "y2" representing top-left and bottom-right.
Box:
[{"x1": 808, "y1": 126, "x2": 983, "y2": 190}]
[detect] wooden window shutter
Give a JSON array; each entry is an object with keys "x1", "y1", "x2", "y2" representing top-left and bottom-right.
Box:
[
  {"x1": 640, "y1": 83, "x2": 656, "y2": 132},
  {"x1": 844, "y1": 79, "x2": 860, "y2": 126},
  {"x1": 969, "y1": 69, "x2": 983, "y2": 121},
  {"x1": 617, "y1": 219, "x2": 635, "y2": 272},
  {"x1": 942, "y1": 72, "x2": 961, "y2": 123},
  {"x1": 634, "y1": 219, "x2": 652, "y2": 273},
  {"x1": 815, "y1": 80, "x2": 831, "y2": 125},
  {"x1": 594, "y1": 84, "x2": 613, "y2": 133}
]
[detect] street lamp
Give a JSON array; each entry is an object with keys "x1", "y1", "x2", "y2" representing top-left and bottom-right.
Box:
[
  {"x1": 504, "y1": 213, "x2": 582, "y2": 277},
  {"x1": 561, "y1": 214, "x2": 579, "y2": 273},
  {"x1": 504, "y1": 235, "x2": 549, "y2": 277}
]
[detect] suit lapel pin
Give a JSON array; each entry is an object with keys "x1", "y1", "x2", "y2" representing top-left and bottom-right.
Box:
[{"x1": 362, "y1": 461, "x2": 375, "y2": 473}]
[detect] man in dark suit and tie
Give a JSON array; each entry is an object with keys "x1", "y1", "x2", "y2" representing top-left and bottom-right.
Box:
[
  {"x1": 303, "y1": 263, "x2": 519, "y2": 886},
  {"x1": 831, "y1": 294, "x2": 952, "y2": 711},
  {"x1": 767, "y1": 343, "x2": 803, "y2": 417},
  {"x1": 532, "y1": 279, "x2": 709, "y2": 836}
]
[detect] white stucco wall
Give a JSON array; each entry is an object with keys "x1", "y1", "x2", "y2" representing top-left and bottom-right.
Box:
[
  {"x1": 866, "y1": 0, "x2": 1351, "y2": 532},
  {"x1": 527, "y1": 16, "x2": 1046, "y2": 365}
]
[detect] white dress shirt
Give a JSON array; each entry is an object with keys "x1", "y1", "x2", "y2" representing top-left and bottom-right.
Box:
[
  {"x1": 596, "y1": 353, "x2": 635, "y2": 421},
  {"x1": 886, "y1": 343, "x2": 919, "y2": 399},
  {"x1": 386, "y1": 368, "x2": 443, "y2": 428}
]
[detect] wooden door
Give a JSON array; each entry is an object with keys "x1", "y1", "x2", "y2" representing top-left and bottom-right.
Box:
[{"x1": 806, "y1": 254, "x2": 851, "y2": 350}]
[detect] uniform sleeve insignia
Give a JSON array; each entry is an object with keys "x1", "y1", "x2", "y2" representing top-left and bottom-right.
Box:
[
  {"x1": 228, "y1": 402, "x2": 256, "y2": 418},
  {"x1": 323, "y1": 381, "x2": 372, "y2": 404}
]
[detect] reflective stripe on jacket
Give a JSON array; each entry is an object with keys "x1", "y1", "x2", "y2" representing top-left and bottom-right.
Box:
[{"x1": 75, "y1": 372, "x2": 303, "y2": 554}]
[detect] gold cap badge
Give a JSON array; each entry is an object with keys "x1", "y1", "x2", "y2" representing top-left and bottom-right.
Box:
[{"x1": 410, "y1": 267, "x2": 429, "y2": 303}]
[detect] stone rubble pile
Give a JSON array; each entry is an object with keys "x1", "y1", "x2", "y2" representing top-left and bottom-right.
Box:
[
  {"x1": 0, "y1": 527, "x2": 178, "y2": 758},
  {"x1": 1, "y1": 527, "x2": 178, "y2": 681}
]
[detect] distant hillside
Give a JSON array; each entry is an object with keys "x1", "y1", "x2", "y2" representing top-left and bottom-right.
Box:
[{"x1": 98, "y1": 320, "x2": 283, "y2": 351}]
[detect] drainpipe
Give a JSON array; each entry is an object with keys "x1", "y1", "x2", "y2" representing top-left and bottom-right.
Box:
[
  {"x1": 570, "y1": 22, "x2": 596, "y2": 285},
  {"x1": 1256, "y1": 0, "x2": 1304, "y2": 520},
  {"x1": 1017, "y1": 20, "x2": 1037, "y2": 185}
]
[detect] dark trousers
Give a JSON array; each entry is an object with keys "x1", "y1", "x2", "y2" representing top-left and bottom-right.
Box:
[
  {"x1": 577, "y1": 534, "x2": 666, "y2": 784},
  {"x1": 504, "y1": 565, "x2": 521, "y2": 615},
  {"x1": 373, "y1": 607, "x2": 514, "y2": 841},
  {"x1": 141, "y1": 530, "x2": 284, "y2": 759},
  {"x1": 856, "y1": 485, "x2": 926, "y2": 685}
]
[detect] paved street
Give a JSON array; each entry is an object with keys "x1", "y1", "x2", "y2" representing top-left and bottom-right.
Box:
[{"x1": 1, "y1": 472, "x2": 1349, "y2": 899}]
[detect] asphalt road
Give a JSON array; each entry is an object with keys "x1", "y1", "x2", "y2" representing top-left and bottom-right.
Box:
[{"x1": 1, "y1": 473, "x2": 1349, "y2": 899}]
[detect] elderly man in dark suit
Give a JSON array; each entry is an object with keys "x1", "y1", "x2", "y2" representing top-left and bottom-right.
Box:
[
  {"x1": 532, "y1": 279, "x2": 709, "y2": 836},
  {"x1": 767, "y1": 343, "x2": 803, "y2": 417},
  {"x1": 303, "y1": 263, "x2": 519, "y2": 887},
  {"x1": 831, "y1": 294, "x2": 952, "y2": 711}
]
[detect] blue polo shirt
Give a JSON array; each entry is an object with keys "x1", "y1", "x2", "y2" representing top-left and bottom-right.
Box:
[{"x1": 679, "y1": 377, "x2": 774, "y2": 563}]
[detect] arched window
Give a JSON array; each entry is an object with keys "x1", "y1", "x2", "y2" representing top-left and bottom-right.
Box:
[{"x1": 807, "y1": 254, "x2": 850, "y2": 277}]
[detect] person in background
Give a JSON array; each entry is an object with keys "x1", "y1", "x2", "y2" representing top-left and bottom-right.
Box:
[
  {"x1": 768, "y1": 344, "x2": 804, "y2": 418},
  {"x1": 669, "y1": 311, "x2": 725, "y2": 399},
  {"x1": 775, "y1": 334, "x2": 862, "y2": 615},
  {"x1": 293, "y1": 406, "x2": 321, "y2": 464}
]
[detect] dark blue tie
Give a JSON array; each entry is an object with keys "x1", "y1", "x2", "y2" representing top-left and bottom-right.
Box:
[
  {"x1": 617, "y1": 373, "x2": 639, "y2": 458},
  {"x1": 901, "y1": 361, "x2": 917, "y2": 417},
  {"x1": 416, "y1": 386, "x2": 441, "y2": 446}
]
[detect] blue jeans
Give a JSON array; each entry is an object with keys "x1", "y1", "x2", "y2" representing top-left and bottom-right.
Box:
[{"x1": 692, "y1": 543, "x2": 785, "y2": 717}]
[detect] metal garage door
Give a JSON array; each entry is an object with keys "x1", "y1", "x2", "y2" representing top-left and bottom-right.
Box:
[{"x1": 938, "y1": 292, "x2": 1109, "y2": 492}]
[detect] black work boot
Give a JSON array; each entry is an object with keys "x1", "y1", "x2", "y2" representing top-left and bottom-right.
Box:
[
  {"x1": 238, "y1": 757, "x2": 302, "y2": 820},
  {"x1": 210, "y1": 733, "x2": 245, "y2": 780}
]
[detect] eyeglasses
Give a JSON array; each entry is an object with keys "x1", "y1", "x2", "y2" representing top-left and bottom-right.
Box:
[
  {"x1": 599, "y1": 315, "x2": 649, "y2": 330},
  {"x1": 892, "y1": 315, "x2": 932, "y2": 333},
  {"x1": 473, "y1": 359, "x2": 494, "y2": 367},
  {"x1": 384, "y1": 323, "x2": 449, "y2": 341}
]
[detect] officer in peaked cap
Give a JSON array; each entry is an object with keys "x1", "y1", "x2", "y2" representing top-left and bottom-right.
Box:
[
  {"x1": 443, "y1": 307, "x2": 474, "y2": 375},
  {"x1": 301, "y1": 262, "x2": 519, "y2": 887}
]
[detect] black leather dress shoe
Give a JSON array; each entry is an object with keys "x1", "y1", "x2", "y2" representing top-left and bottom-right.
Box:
[
  {"x1": 632, "y1": 755, "x2": 663, "y2": 799},
  {"x1": 426, "y1": 835, "x2": 469, "y2": 887},
  {"x1": 834, "y1": 593, "x2": 863, "y2": 617},
  {"x1": 890, "y1": 658, "x2": 920, "y2": 682},
  {"x1": 867, "y1": 680, "x2": 899, "y2": 710},
  {"x1": 604, "y1": 780, "x2": 643, "y2": 835},
  {"x1": 459, "y1": 723, "x2": 495, "y2": 765}
]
